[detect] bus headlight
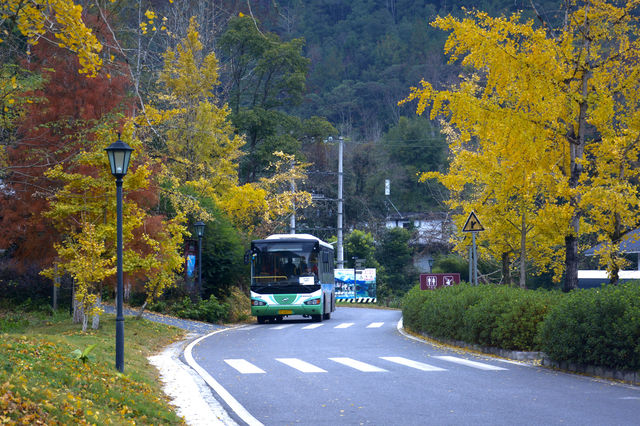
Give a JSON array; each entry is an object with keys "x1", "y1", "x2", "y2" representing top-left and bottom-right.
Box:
[
  {"x1": 304, "y1": 298, "x2": 321, "y2": 305},
  {"x1": 252, "y1": 299, "x2": 267, "y2": 306}
]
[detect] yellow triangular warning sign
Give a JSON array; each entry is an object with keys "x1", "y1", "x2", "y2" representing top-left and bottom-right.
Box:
[{"x1": 462, "y1": 211, "x2": 484, "y2": 232}]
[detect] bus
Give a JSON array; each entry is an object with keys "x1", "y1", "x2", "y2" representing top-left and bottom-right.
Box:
[{"x1": 248, "y1": 234, "x2": 336, "y2": 323}]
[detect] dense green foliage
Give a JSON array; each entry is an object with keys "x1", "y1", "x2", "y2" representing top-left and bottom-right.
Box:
[
  {"x1": 344, "y1": 230, "x2": 378, "y2": 267},
  {"x1": 404, "y1": 282, "x2": 640, "y2": 370},
  {"x1": 432, "y1": 254, "x2": 469, "y2": 282},
  {"x1": 539, "y1": 283, "x2": 640, "y2": 371},
  {"x1": 403, "y1": 284, "x2": 558, "y2": 351},
  {"x1": 376, "y1": 227, "x2": 419, "y2": 297},
  {"x1": 147, "y1": 290, "x2": 250, "y2": 324},
  {"x1": 198, "y1": 203, "x2": 247, "y2": 298}
]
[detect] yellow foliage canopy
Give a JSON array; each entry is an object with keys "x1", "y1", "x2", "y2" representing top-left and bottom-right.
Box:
[
  {"x1": 1, "y1": 0, "x2": 102, "y2": 76},
  {"x1": 403, "y1": 3, "x2": 640, "y2": 285}
]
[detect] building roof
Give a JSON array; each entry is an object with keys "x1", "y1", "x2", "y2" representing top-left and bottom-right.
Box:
[{"x1": 584, "y1": 228, "x2": 640, "y2": 256}]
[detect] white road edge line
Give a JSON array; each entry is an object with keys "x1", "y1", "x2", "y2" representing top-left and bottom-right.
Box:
[
  {"x1": 185, "y1": 328, "x2": 264, "y2": 426},
  {"x1": 434, "y1": 355, "x2": 508, "y2": 371}
]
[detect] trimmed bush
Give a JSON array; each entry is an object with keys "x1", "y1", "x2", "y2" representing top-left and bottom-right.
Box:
[
  {"x1": 539, "y1": 282, "x2": 640, "y2": 371},
  {"x1": 402, "y1": 283, "x2": 558, "y2": 351},
  {"x1": 167, "y1": 295, "x2": 229, "y2": 323},
  {"x1": 402, "y1": 285, "x2": 430, "y2": 331}
]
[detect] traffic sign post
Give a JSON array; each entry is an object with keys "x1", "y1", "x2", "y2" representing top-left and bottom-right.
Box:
[{"x1": 462, "y1": 212, "x2": 484, "y2": 286}]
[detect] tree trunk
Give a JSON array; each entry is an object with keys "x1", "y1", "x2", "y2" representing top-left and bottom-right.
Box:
[
  {"x1": 73, "y1": 296, "x2": 83, "y2": 324},
  {"x1": 91, "y1": 294, "x2": 101, "y2": 330},
  {"x1": 136, "y1": 300, "x2": 148, "y2": 320},
  {"x1": 564, "y1": 31, "x2": 590, "y2": 292},
  {"x1": 564, "y1": 234, "x2": 579, "y2": 292},
  {"x1": 124, "y1": 279, "x2": 131, "y2": 303},
  {"x1": 519, "y1": 210, "x2": 527, "y2": 289},
  {"x1": 609, "y1": 214, "x2": 622, "y2": 285},
  {"x1": 52, "y1": 269, "x2": 59, "y2": 311},
  {"x1": 501, "y1": 252, "x2": 512, "y2": 286},
  {"x1": 82, "y1": 309, "x2": 89, "y2": 332}
]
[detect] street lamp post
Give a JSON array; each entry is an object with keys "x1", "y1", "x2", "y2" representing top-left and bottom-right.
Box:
[
  {"x1": 105, "y1": 135, "x2": 134, "y2": 373},
  {"x1": 337, "y1": 136, "x2": 344, "y2": 268},
  {"x1": 194, "y1": 221, "x2": 205, "y2": 298}
]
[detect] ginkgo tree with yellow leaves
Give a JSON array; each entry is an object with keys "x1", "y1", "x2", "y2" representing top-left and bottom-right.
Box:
[
  {"x1": 141, "y1": 17, "x2": 244, "y2": 222},
  {"x1": 403, "y1": 1, "x2": 640, "y2": 291},
  {"x1": 42, "y1": 123, "x2": 187, "y2": 329},
  {"x1": 223, "y1": 151, "x2": 313, "y2": 237},
  {"x1": 43, "y1": 222, "x2": 114, "y2": 332},
  {"x1": 0, "y1": 0, "x2": 102, "y2": 76}
]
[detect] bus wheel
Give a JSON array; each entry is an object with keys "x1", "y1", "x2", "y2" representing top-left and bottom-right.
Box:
[
  {"x1": 323, "y1": 312, "x2": 331, "y2": 320},
  {"x1": 311, "y1": 314, "x2": 322, "y2": 322},
  {"x1": 257, "y1": 316, "x2": 267, "y2": 324},
  {"x1": 275, "y1": 316, "x2": 284, "y2": 322}
]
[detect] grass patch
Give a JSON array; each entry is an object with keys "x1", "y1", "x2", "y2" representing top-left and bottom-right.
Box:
[{"x1": 1, "y1": 307, "x2": 186, "y2": 424}]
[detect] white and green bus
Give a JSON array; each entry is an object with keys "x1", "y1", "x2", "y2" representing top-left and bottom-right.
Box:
[{"x1": 248, "y1": 234, "x2": 336, "y2": 323}]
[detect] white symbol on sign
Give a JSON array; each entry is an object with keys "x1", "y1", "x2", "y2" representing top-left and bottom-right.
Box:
[
  {"x1": 444, "y1": 276, "x2": 454, "y2": 286},
  {"x1": 427, "y1": 276, "x2": 437, "y2": 289}
]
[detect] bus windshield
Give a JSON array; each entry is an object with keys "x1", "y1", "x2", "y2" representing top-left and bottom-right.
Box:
[{"x1": 251, "y1": 239, "x2": 319, "y2": 292}]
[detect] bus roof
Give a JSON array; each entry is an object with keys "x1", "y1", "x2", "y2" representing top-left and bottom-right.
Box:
[{"x1": 258, "y1": 233, "x2": 334, "y2": 250}]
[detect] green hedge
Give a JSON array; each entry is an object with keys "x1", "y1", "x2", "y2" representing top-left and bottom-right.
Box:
[
  {"x1": 149, "y1": 295, "x2": 229, "y2": 323},
  {"x1": 539, "y1": 282, "x2": 640, "y2": 371},
  {"x1": 403, "y1": 283, "x2": 558, "y2": 352},
  {"x1": 403, "y1": 282, "x2": 640, "y2": 371}
]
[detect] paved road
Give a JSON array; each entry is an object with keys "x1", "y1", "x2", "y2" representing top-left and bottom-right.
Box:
[{"x1": 190, "y1": 307, "x2": 640, "y2": 426}]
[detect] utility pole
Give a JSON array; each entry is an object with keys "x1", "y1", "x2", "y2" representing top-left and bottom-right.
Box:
[
  {"x1": 290, "y1": 159, "x2": 296, "y2": 234},
  {"x1": 337, "y1": 136, "x2": 344, "y2": 268}
]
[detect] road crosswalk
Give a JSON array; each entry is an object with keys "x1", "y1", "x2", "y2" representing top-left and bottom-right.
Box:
[
  {"x1": 222, "y1": 355, "x2": 507, "y2": 375},
  {"x1": 239, "y1": 322, "x2": 389, "y2": 331}
]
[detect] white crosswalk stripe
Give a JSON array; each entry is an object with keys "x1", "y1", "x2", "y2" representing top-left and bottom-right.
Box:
[
  {"x1": 434, "y1": 356, "x2": 507, "y2": 371},
  {"x1": 329, "y1": 357, "x2": 387, "y2": 372},
  {"x1": 334, "y1": 322, "x2": 354, "y2": 329},
  {"x1": 276, "y1": 358, "x2": 327, "y2": 373},
  {"x1": 301, "y1": 323, "x2": 324, "y2": 329},
  {"x1": 224, "y1": 359, "x2": 265, "y2": 374},
  {"x1": 239, "y1": 325, "x2": 261, "y2": 331},
  {"x1": 380, "y1": 356, "x2": 446, "y2": 371},
  {"x1": 270, "y1": 324, "x2": 295, "y2": 330},
  {"x1": 366, "y1": 322, "x2": 384, "y2": 328}
]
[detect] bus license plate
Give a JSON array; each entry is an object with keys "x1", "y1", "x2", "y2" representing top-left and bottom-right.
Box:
[{"x1": 278, "y1": 310, "x2": 293, "y2": 315}]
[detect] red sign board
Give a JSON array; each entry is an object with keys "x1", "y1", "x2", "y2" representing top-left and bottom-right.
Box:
[{"x1": 420, "y1": 273, "x2": 461, "y2": 290}]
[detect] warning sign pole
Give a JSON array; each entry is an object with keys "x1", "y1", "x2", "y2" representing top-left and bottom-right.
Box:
[
  {"x1": 472, "y1": 231, "x2": 478, "y2": 285},
  {"x1": 463, "y1": 212, "x2": 484, "y2": 286}
]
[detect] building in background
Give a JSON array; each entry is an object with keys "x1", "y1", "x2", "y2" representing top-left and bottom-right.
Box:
[{"x1": 385, "y1": 212, "x2": 453, "y2": 273}]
